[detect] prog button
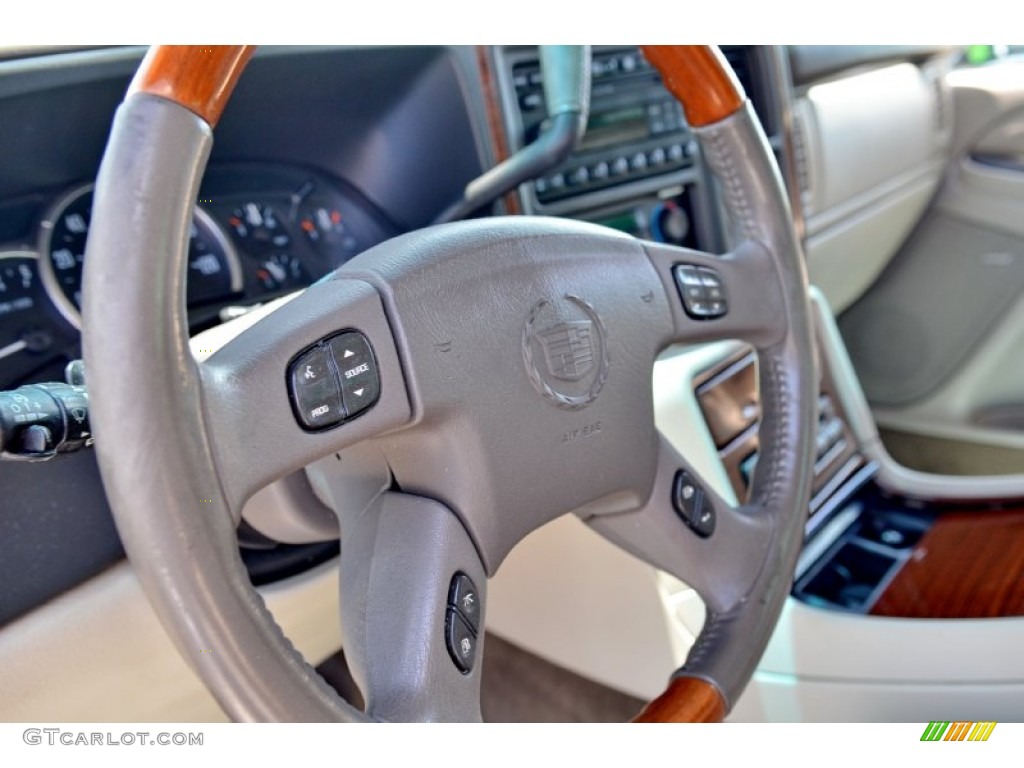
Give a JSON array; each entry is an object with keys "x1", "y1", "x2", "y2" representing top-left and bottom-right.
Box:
[{"x1": 288, "y1": 345, "x2": 345, "y2": 430}]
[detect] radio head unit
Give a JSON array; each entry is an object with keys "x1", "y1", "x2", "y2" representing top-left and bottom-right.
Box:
[{"x1": 504, "y1": 47, "x2": 698, "y2": 209}]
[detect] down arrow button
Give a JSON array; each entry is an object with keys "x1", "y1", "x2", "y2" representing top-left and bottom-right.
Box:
[{"x1": 327, "y1": 331, "x2": 381, "y2": 418}]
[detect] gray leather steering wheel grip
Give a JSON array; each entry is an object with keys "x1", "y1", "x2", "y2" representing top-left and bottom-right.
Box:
[{"x1": 81, "y1": 45, "x2": 815, "y2": 722}]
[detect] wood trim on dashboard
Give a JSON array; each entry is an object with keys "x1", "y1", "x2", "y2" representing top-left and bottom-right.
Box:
[
  {"x1": 475, "y1": 46, "x2": 522, "y2": 215},
  {"x1": 128, "y1": 45, "x2": 256, "y2": 128},
  {"x1": 871, "y1": 508, "x2": 1024, "y2": 619},
  {"x1": 640, "y1": 46, "x2": 745, "y2": 128},
  {"x1": 632, "y1": 676, "x2": 727, "y2": 723}
]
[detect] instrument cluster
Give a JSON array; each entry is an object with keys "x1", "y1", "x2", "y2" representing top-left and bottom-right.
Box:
[{"x1": 0, "y1": 164, "x2": 396, "y2": 389}]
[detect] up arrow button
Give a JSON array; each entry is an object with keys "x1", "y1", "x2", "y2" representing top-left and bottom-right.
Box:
[{"x1": 327, "y1": 330, "x2": 380, "y2": 418}]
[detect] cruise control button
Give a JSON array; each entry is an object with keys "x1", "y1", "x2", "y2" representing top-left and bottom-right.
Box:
[
  {"x1": 449, "y1": 572, "x2": 481, "y2": 631},
  {"x1": 704, "y1": 301, "x2": 727, "y2": 317},
  {"x1": 289, "y1": 345, "x2": 345, "y2": 430},
  {"x1": 328, "y1": 332, "x2": 380, "y2": 417},
  {"x1": 673, "y1": 265, "x2": 706, "y2": 307},
  {"x1": 698, "y1": 267, "x2": 726, "y2": 301},
  {"x1": 697, "y1": 268, "x2": 728, "y2": 317},
  {"x1": 445, "y1": 608, "x2": 477, "y2": 673},
  {"x1": 672, "y1": 470, "x2": 716, "y2": 538}
]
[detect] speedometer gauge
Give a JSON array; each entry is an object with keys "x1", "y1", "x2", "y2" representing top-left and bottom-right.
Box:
[{"x1": 39, "y1": 184, "x2": 243, "y2": 328}]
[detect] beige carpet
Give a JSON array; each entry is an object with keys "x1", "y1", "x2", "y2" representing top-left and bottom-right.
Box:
[{"x1": 480, "y1": 633, "x2": 645, "y2": 722}]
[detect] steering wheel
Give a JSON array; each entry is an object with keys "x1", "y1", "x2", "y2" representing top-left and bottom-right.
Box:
[{"x1": 81, "y1": 45, "x2": 815, "y2": 722}]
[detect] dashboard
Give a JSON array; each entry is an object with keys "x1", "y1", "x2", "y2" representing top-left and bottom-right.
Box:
[{"x1": 0, "y1": 45, "x2": 784, "y2": 409}]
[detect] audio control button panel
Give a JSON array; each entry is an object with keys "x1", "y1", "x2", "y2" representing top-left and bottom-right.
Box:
[{"x1": 288, "y1": 330, "x2": 380, "y2": 431}]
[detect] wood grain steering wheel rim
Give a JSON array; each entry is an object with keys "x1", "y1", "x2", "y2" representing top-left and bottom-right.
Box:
[{"x1": 105, "y1": 44, "x2": 799, "y2": 724}]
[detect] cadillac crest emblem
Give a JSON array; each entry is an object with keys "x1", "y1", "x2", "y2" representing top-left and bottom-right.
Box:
[{"x1": 523, "y1": 294, "x2": 609, "y2": 410}]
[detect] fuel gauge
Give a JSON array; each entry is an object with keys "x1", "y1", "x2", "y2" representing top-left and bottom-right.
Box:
[
  {"x1": 256, "y1": 253, "x2": 305, "y2": 291},
  {"x1": 297, "y1": 203, "x2": 359, "y2": 263}
]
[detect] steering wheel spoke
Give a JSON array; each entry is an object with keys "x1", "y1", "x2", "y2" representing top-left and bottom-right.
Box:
[
  {"x1": 645, "y1": 239, "x2": 789, "y2": 348},
  {"x1": 584, "y1": 435, "x2": 772, "y2": 615},
  {"x1": 335, "y1": 492, "x2": 488, "y2": 722},
  {"x1": 196, "y1": 277, "x2": 413, "y2": 513}
]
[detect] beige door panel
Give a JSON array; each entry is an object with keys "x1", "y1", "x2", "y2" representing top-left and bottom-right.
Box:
[
  {"x1": 841, "y1": 60, "x2": 1024, "y2": 458},
  {"x1": 794, "y1": 61, "x2": 952, "y2": 313}
]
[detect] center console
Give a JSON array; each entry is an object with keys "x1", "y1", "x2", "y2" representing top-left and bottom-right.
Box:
[
  {"x1": 494, "y1": 46, "x2": 785, "y2": 252},
  {"x1": 691, "y1": 296, "x2": 1024, "y2": 619}
]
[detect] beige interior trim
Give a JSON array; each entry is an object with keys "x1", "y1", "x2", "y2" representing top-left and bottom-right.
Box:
[
  {"x1": 947, "y1": 57, "x2": 1024, "y2": 158},
  {"x1": 938, "y1": 157, "x2": 1024, "y2": 240},
  {"x1": 869, "y1": 157, "x2": 1024, "y2": 452},
  {"x1": 0, "y1": 558, "x2": 342, "y2": 722},
  {"x1": 805, "y1": 167, "x2": 939, "y2": 313},
  {"x1": 794, "y1": 62, "x2": 947, "y2": 312},
  {"x1": 812, "y1": 286, "x2": 1024, "y2": 498},
  {"x1": 868, "y1": 288, "x2": 1024, "y2": 454},
  {"x1": 801, "y1": 63, "x2": 941, "y2": 218}
]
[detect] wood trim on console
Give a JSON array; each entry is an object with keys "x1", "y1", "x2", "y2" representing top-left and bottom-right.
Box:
[
  {"x1": 129, "y1": 45, "x2": 256, "y2": 128},
  {"x1": 640, "y1": 46, "x2": 745, "y2": 128},
  {"x1": 871, "y1": 508, "x2": 1024, "y2": 619},
  {"x1": 632, "y1": 677, "x2": 726, "y2": 723}
]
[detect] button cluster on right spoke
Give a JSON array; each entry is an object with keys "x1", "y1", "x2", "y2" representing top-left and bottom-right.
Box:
[
  {"x1": 673, "y1": 264, "x2": 728, "y2": 320},
  {"x1": 672, "y1": 470, "x2": 716, "y2": 538},
  {"x1": 445, "y1": 572, "x2": 481, "y2": 674}
]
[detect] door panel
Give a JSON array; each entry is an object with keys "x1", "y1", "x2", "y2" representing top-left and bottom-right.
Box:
[{"x1": 839, "y1": 56, "x2": 1024, "y2": 469}]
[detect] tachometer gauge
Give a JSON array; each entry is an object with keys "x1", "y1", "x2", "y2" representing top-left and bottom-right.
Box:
[{"x1": 39, "y1": 184, "x2": 242, "y2": 328}]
